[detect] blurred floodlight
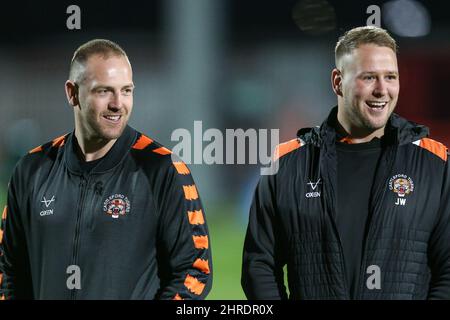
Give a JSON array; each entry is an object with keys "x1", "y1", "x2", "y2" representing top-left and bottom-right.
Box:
[
  {"x1": 383, "y1": 0, "x2": 431, "y2": 37},
  {"x1": 292, "y1": 0, "x2": 336, "y2": 35}
]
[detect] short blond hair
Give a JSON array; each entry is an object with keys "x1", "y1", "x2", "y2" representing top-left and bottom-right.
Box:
[
  {"x1": 335, "y1": 26, "x2": 397, "y2": 69},
  {"x1": 69, "y1": 39, "x2": 128, "y2": 83}
]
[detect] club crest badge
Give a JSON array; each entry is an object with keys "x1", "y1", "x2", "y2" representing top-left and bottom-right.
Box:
[
  {"x1": 389, "y1": 174, "x2": 414, "y2": 206},
  {"x1": 103, "y1": 194, "x2": 131, "y2": 219}
]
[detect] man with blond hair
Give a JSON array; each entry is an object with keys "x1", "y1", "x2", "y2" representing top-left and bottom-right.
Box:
[
  {"x1": 0, "y1": 39, "x2": 212, "y2": 299},
  {"x1": 242, "y1": 26, "x2": 450, "y2": 299}
]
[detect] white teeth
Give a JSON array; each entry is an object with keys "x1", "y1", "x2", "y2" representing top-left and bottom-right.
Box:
[
  {"x1": 105, "y1": 115, "x2": 120, "y2": 121},
  {"x1": 367, "y1": 102, "x2": 387, "y2": 108}
]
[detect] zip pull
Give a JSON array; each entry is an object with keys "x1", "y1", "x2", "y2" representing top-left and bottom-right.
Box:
[
  {"x1": 94, "y1": 181, "x2": 103, "y2": 195},
  {"x1": 79, "y1": 176, "x2": 87, "y2": 187}
]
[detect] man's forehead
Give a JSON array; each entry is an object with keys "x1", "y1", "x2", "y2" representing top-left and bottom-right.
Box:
[
  {"x1": 83, "y1": 55, "x2": 132, "y2": 81},
  {"x1": 339, "y1": 44, "x2": 398, "y2": 72},
  {"x1": 85, "y1": 54, "x2": 131, "y2": 71}
]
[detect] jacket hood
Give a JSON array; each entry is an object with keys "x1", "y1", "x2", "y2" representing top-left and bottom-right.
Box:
[{"x1": 297, "y1": 106, "x2": 429, "y2": 147}]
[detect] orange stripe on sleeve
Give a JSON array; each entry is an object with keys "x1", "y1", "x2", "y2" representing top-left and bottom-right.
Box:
[
  {"x1": 173, "y1": 293, "x2": 183, "y2": 300},
  {"x1": 0, "y1": 294, "x2": 4, "y2": 300},
  {"x1": 188, "y1": 210, "x2": 205, "y2": 225},
  {"x1": 153, "y1": 147, "x2": 172, "y2": 155},
  {"x1": 0, "y1": 273, "x2": 3, "y2": 286},
  {"x1": 173, "y1": 162, "x2": 190, "y2": 175},
  {"x1": 193, "y1": 258, "x2": 210, "y2": 274},
  {"x1": 29, "y1": 145, "x2": 43, "y2": 154},
  {"x1": 2, "y1": 206, "x2": 6, "y2": 220},
  {"x1": 51, "y1": 135, "x2": 66, "y2": 148},
  {"x1": 419, "y1": 138, "x2": 448, "y2": 162},
  {"x1": 273, "y1": 138, "x2": 302, "y2": 161},
  {"x1": 0, "y1": 229, "x2": 3, "y2": 245},
  {"x1": 184, "y1": 275, "x2": 205, "y2": 295},
  {"x1": 183, "y1": 185, "x2": 199, "y2": 200},
  {"x1": 132, "y1": 135, "x2": 153, "y2": 150},
  {"x1": 193, "y1": 235, "x2": 209, "y2": 249},
  {"x1": 29, "y1": 134, "x2": 66, "y2": 153}
]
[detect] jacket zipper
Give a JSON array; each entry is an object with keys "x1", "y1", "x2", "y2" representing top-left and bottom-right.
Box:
[
  {"x1": 354, "y1": 146, "x2": 397, "y2": 299},
  {"x1": 70, "y1": 175, "x2": 90, "y2": 300},
  {"x1": 326, "y1": 192, "x2": 351, "y2": 299},
  {"x1": 320, "y1": 156, "x2": 351, "y2": 299}
]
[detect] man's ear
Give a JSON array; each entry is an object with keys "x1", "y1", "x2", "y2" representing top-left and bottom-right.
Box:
[
  {"x1": 65, "y1": 80, "x2": 79, "y2": 107},
  {"x1": 331, "y1": 68, "x2": 343, "y2": 97}
]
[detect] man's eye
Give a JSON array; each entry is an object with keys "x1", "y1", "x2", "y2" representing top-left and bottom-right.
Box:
[
  {"x1": 386, "y1": 75, "x2": 397, "y2": 80},
  {"x1": 123, "y1": 88, "x2": 133, "y2": 95},
  {"x1": 97, "y1": 89, "x2": 108, "y2": 95},
  {"x1": 364, "y1": 76, "x2": 375, "y2": 81}
]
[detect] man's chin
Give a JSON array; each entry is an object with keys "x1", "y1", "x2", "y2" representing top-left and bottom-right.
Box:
[
  {"x1": 362, "y1": 117, "x2": 389, "y2": 132},
  {"x1": 359, "y1": 110, "x2": 391, "y2": 130},
  {"x1": 97, "y1": 125, "x2": 127, "y2": 141}
]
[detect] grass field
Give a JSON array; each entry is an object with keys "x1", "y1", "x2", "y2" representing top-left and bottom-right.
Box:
[{"x1": 206, "y1": 212, "x2": 247, "y2": 300}]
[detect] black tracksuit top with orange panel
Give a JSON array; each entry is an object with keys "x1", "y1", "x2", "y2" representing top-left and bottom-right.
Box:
[{"x1": 0, "y1": 125, "x2": 212, "y2": 299}]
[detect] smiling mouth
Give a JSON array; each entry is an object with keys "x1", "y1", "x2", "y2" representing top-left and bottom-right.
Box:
[
  {"x1": 365, "y1": 101, "x2": 388, "y2": 111},
  {"x1": 103, "y1": 115, "x2": 122, "y2": 122}
]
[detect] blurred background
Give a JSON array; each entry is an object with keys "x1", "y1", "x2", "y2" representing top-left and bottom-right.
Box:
[{"x1": 0, "y1": 0, "x2": 449, "y2": 299}]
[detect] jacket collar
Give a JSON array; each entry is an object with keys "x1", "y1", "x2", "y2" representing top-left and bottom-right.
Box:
[
  {"x1": 64, "y1": 125, "x2": 137, "y2": 175},
  {"x1": 298, "y1": 106, "x2": 429, "y2": 147}
]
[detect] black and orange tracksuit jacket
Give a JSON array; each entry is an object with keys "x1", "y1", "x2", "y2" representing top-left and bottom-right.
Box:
[
  {"x1": 242, "y1": 107, "x2": 450, "y2": 299},
  {"x1": 0, "y1": 125, "x2": 212, "y2": 300}
]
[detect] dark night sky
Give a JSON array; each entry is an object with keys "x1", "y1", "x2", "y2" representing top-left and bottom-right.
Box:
[{"x1": 1, "y1": 0, "x2": 449, "y2": 43}]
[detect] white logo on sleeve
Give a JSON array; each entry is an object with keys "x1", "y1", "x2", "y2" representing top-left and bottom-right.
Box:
[{"x1": 40, "y1": 195, "x2": 55, "y2": 216}]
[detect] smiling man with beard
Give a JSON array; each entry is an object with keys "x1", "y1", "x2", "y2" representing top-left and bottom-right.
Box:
[
  {"x1": 0, "y1": 39, "x2": 212, "y2": 299},
  {"x1": 242, "y1": 26, "x2": 450, "y2": 300}
]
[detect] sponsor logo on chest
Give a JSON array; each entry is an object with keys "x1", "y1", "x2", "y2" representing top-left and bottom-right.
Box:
[
  {"x1": 103, "y1": 194, "x2": 131, "y2": 219},
  {"x1": 389, "y1": 174, "x2": 414, "y2": 206}
]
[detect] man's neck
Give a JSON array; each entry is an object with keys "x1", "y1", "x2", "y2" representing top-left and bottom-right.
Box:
[
  {"x1": 336, "y1": 114, "x2": 385, "y2": 144},
  {"x1": 74, "y1": 131, "x2": 117, "y2": 162}
]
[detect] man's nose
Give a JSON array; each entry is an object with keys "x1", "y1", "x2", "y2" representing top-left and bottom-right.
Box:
[
  {"x1": 373, "y1": 78, "x2": 388, "y2": 98},
  {"x1": 108, "y1": 92, "x2": 123, "y2": 111}
]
